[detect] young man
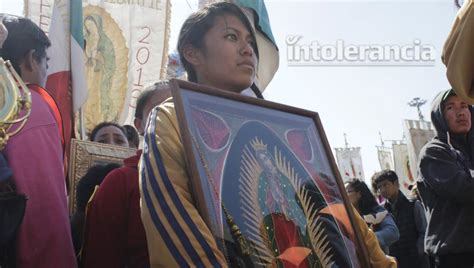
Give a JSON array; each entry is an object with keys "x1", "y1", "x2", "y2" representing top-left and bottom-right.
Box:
[
  {"x1": 418, "y1": 89, "x2": 474, "y2": 268},
  {"x1": 374, "y1": 170, "x2": 429, "y2": 268},
  {"x1": 1, "y1": 16, "x2": 75, "y2": 267},
  {"x1": 81, "y1": 82, "x2": 170, "y2": 267}
]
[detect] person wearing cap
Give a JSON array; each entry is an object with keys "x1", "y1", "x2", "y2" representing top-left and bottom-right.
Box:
[{"x1": 417, "y1": 89, "x2": 474, "y2": 267}]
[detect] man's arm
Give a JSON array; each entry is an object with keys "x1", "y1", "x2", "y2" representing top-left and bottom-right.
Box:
[
  {"x1": 419, "y1": 145, "x2": 474, "y2": 204},
  {"x1": 413, "y1": 200, "x2": 427, "y2": 255}
]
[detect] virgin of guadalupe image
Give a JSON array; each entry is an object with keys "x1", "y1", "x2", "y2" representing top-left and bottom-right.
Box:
[
  {"x1": 83, "y1": 14, "x2": 116, "y2": 117},
  {"x1": 220, "y1": 121, "x2": 356, "y2": 268}
]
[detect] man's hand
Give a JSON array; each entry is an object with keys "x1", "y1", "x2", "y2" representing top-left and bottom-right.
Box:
[{"x1": 0, "y1": 22, "x2": 8, "y2": 49}]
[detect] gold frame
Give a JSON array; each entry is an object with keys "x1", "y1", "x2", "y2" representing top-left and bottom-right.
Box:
[
  {"x1": 0, "y1": 58, "x2": 32, "y2": 150},
  {"x1": 68, "y1": 138, "x2": 136, "y2": 213}
]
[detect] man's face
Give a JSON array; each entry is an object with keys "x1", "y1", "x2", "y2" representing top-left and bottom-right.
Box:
[
  {"x1": 35, "y1": 53, "x2": 49, "y2": 88},
  {"x1": 376, "y1": 179, "x2": 398, "y2": 200},
  {"x1": 20, "y1": 50, "x2": 49, "y2": 88},
  {"x1": 443, "y1": 95, "x2": 472, "y2": 135}
]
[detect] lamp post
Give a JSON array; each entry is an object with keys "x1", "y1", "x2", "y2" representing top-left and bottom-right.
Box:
[{"x1": 408, "y1": 97, "x2": 427, "y2": 121}]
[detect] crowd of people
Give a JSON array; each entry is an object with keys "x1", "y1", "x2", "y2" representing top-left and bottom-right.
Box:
[{"x1": 1, "y1": 1, "x2": 474, "y2": 267}]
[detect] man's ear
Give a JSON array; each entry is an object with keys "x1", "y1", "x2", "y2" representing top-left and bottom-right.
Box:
[
  {"x1": 19, "y1": 49, "x2": 36, "y2": 73},
  {"x1": 182, "y1": 44, "x2": 202, "y2": 67}
]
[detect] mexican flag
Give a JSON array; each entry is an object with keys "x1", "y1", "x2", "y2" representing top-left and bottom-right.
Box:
[
  {"x1": 44, "y1": 0, "x2": 87, "y2": 160},
  {"x1": 198, "y1": 0, "x2": 279, "y2": 92}
]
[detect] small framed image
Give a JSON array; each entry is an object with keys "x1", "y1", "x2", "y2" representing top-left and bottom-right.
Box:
[
  {"x1": 170, "y1": 79, "x2": 370, "y2": 267},
  {"x1": 68, "y1": 138, "x2": 136, "y2": 213}
]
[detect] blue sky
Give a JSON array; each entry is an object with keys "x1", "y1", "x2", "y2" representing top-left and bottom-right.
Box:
[
  {"x1": 2, "y1": 0, "x2": 459, "y2": 182},
  {"x1": 258, "y1": 1, "x2": 456, "y2": 180}
]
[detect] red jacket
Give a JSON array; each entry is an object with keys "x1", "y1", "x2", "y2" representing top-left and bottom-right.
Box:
[{"x1": 82, "y1": 150, "x2": 148, "y2": 267}]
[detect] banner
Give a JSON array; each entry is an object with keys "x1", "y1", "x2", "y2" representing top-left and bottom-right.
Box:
[
  {"x1": 335, "y1": 147, "x2": 365, "y2": 182},
  {"x1": 24, "y1": 0, "x2": 54, "y2": 34},
  {"x1": 377, "y1": 146, "x2": 394, "y2": 171},
  {"x1": 404, "y1": 119, "x2": 435, "y2": 178},
  {"x1": 25, "y1": 0, "x2": 171, "y2": 133},
  {"x1": 392, "y1": 142, "x2": 414, "y2": 197}
]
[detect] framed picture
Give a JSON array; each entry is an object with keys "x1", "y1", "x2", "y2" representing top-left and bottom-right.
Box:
[
  {"x1": 170, "y1": 79, "x2": 370, "y2": 267},
  {"x1": 68, "y1": 138, "x2": 136, "y2": 213}
]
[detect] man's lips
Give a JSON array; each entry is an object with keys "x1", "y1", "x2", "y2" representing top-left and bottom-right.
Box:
[{"x1": 456, "y1": 119, "x2": 470, "y2": 124}]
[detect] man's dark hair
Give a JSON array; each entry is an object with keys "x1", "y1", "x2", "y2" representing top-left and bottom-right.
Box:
[
  {"x1": 89, "y1": 122, "x2": 127, "y2": 142},
  {"x1": 373, "y1": 169, "x2": 399, "y2": 186},
  {"x1": 134, "y1": 81, "x2": 169, "y2": 120},
  {"x1": 134, "y1": 89, "x2": 156, "y2": 120},
  {"x1": 0, "y1": 15, "x2": 51, "y2": 75},
  {"x1": 177, "y1": 2, "x2": 259, "y2": 82}
]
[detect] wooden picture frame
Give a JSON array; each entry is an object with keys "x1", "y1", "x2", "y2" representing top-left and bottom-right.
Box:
[
  {"x1": 170, "y1": 79, "x2": 370, "y2": 267},
  {"x1": 68, "y1": 138, "x2": 136, "y2": 213}
]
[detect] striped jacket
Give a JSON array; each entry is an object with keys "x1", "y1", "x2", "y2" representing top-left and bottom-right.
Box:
[{"x1": 139, "y1": 99, "x2": 227, "y2": 267}]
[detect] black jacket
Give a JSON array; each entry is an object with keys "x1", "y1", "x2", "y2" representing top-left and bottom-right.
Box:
[
  {"x1": 385, "y1": 191, "x2": 428, "y2": 268},
  {"x1": 417, "y1": 89, "x2": 474, "y2": 256}
]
